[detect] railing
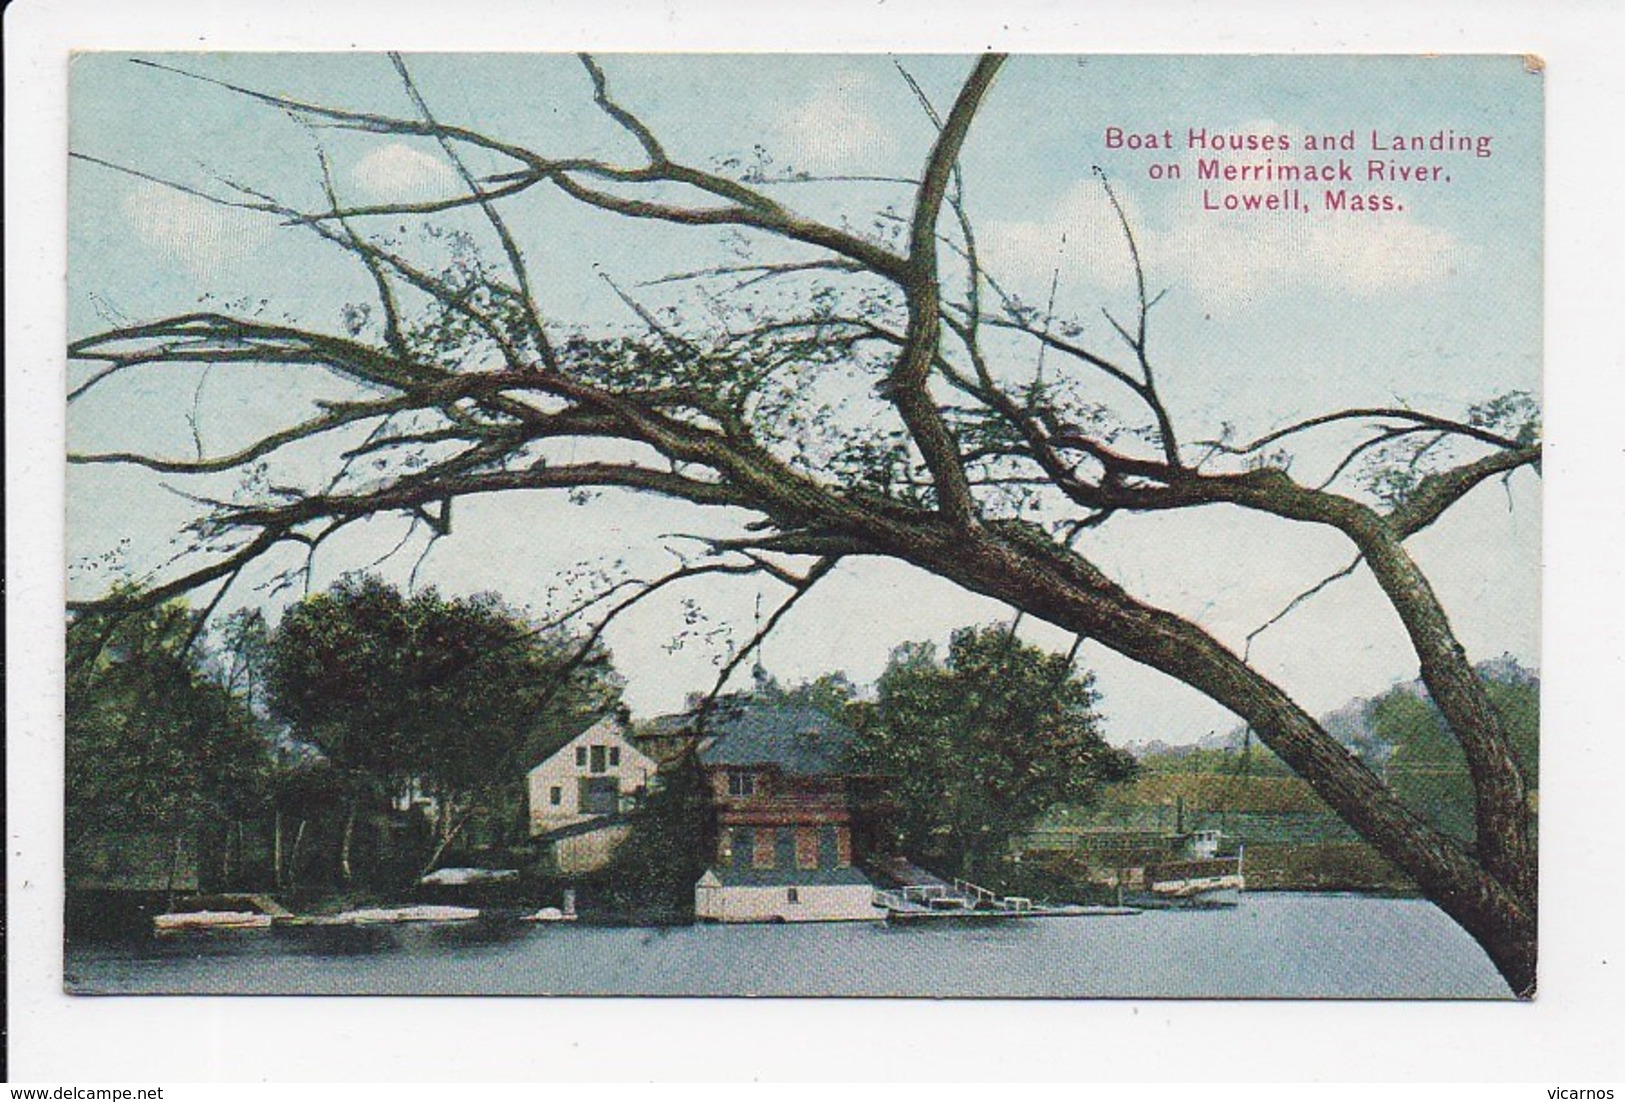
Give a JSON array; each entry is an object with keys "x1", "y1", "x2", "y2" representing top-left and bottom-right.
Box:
[
  {"x1": 875, "y1": 884, "x2": 971, "y2": 911},
  {"x1": 875, "y1": 882, "x2": 1038, "y2": 914},
  {"x1": 952, "y1": 878, "x2": 999, "y2": 906}
]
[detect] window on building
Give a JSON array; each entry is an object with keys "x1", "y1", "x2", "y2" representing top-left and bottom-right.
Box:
[
  {"x1": 575, "y1": 746, "x2": 587, "y2": 767},
  {"x1": 590, "y1": 745, "x2": 608, "y2": 773},
  {"x1": 609, "y1": 746, "x2": 621, "y2": 767},
  {"x1": 796, "y1": 827, "x2": 819, "y2": 870},
  {"x1": 836, "y1": 826, "x2": 852, "y2": 868},
  {"x1": 728, "y1": 771, "x2": 755, "y2": 797},
  {"x1": 787, "y1": 887, "x2": 800, "y2": 904},
  {"x1": 581, "y1": 776, "x2": 619, "y2": 815},
  {"x1": 752, "y1": 829, "x2": 775, "y2": 869},
  {"x1": 549, "y1": 786, "x2": 562, "y2": 806}
]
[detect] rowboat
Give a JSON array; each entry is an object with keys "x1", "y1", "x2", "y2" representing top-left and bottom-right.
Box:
[{"x1": 154, "y1": 910, "x2": 274, "y2": 932}]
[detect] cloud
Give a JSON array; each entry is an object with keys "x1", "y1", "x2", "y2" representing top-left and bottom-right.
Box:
[
  {"x1": 978, "y1": 182, "x2": 1146, "y2": 300},
  {"x1": 1155, "y1": 196, "x2": 1460, "y2": 305},
  {"x1": 980, "y1": 120, "x2": 1464, "y2": 308},
  {"x1": 350, "y1": 143, "x2": 460, "y2": 202},
  {"x1": 121, "y1": 182, "x2": 273, "y2": 278},
  {"x1": 772, "y1": 71, "x2": 889, "y2": 173}
]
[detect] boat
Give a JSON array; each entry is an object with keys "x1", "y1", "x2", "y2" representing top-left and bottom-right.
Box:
[
  {"x1": 154, "y1": 910, "x2": 274, "y2": 932},
  {"x1": 325, "y1": 904, "x2": 481, "y2": 925},
  {"x1": 1136, "y1": 832, "x2": 1246, "y2": 908},
  {"x1": 521, "y1": 906, "x2": 577, "y2": 923},
  {"x1": 418, "y1": 867, "x2": 519, "y2": 887}
]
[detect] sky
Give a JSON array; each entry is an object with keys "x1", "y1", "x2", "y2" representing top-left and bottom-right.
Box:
[{"x1": 64, "y1": 52, "x2": 1543, "y2": 743}]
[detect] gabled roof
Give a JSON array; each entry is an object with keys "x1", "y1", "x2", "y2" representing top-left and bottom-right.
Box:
[
  {"x1": 526, "y1": 716, "x2": 657, "y2": 777},
  {"x1": 679, "y1": 700, "x2": 857, "y2": 775}
]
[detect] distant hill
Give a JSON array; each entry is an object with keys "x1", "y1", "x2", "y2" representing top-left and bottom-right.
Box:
[{"x1": 1164, "y1": 654, "x2": 1539, "y2": 765}]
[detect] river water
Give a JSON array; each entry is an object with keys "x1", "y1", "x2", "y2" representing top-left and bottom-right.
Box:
[{"x1": 63, "y1": 892, "x2": 1512, "y2": 998}]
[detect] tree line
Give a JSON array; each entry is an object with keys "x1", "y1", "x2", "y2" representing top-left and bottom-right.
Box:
[
  {"x1": 68, "y1": 575, "x2": 1136, "y2": 901},
  {"x1": 67, "y1": 577, "x2": 620, "y2": 898}
]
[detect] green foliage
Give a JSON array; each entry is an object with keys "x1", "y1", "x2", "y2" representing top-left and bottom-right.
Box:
[
  {"x1": 66, "y1": 599, "x2": 271, "y2": 879},
  {"x1": 1372, "y1": 678, "x2": 1539, "y2": 844},
  {"x1": 597, "y1": 754, "x2": 713, "y2": 919},
  {"x1": 749, "y1": 667, "x2": 862, "y2": 718},
  {"x1": 848, "y1": 625, "x2": 1137, "y2": 879},
  {"x1": 1359, "y1": 388, "x2": 1540, "y2": 508},
  {"x1": 268, "y1": 574, "x2": 619, "y2": 789},
  {"x1": 266, "y1": 574, "x2": 624, "y2": 874}
]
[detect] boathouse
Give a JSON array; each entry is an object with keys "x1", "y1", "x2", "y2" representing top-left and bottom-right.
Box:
[
  {"x1": 526, "y1": 717, "x2": 660, "y2": 872},
  {"x1": 683, "y1": 700, "x2": 883, "y2": 922}
]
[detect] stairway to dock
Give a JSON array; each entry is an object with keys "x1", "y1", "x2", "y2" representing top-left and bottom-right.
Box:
[{"x1": 869, "y1": 857, "x2": 1008, "y2": 914}]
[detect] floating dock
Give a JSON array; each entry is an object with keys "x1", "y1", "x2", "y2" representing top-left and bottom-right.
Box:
[{"x1": 870, "y1": 858, "x2": 1140, "y2": 923}]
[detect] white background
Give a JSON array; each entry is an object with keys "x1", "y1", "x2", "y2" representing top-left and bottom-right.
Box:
[{"x1": 7, "y1": 0, "x2": 1623, "y2": 1083}]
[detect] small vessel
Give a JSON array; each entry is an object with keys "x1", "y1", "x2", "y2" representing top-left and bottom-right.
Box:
[
  {"x1": 1138, "y1": 832, "x2": 1246, "y2": 908},
  {"x1": 521, "y1": 906, "x2": 577, "y2": 923},
  {"x1": 418, "y1": 867, "x2": 519, "y2": 886},
  {"x1": 154, "y1": 910, "x2": 274, "y2": 932},
  {"x1": 521, "y1": 890, "x2": 578, "y2": 923},
  {"x1": 327, "y1": 905, "x2": 481, "y2": 925}
]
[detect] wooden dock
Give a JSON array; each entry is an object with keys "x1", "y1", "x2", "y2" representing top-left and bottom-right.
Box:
[{"x1": 869, "y1": 857, "x2": 1140, "y2": 922}]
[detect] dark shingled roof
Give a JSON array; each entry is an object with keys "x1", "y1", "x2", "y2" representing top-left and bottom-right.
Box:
[
  {"x1": 704, "y1": 865, "x2": 872, "y2": 888},
  {"x1": 689, "y1": 702, "x2": 857, "y2": 775},
  {"x1": 533, "y1": 812, "x2": 633, "y2": 844}
]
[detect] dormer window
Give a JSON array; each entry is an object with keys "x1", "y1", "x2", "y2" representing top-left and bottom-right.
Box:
[{"x1": 727, "y1": 770, "x2": 756, "y2": 797}]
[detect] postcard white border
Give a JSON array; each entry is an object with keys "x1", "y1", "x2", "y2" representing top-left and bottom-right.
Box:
[{"x1": 8, "y1": 0, "x2": 1624, "y2": 1083}]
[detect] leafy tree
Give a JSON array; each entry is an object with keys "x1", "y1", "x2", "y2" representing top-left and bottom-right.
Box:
[
  {"x1": 596, "y1": 753, "x2": 713, "y2": 920},
  {"x1": 67, "y1": 55, "x2": 1542, "y2": 991},
  {"x1": 265, "y1": 574, "x2": 621, "y2": 879},
  {"x1": 748, "y1": 668, "x2": 864, "y2": 720},
  {"x1": 1372, "y1": 679, "x2": 1539, "y2": 846},
  {"x1": 848, "y1": 625, "x2": 1136, "y2": 880},
  {"x1": 66, "y1": 601, "x2": 271, "y2": 895}
]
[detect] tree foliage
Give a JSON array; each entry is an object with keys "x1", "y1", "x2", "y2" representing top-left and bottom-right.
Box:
[
  {"x1": 595, "y1": 753, "x2": 712, "y2": 920},
  {"x1": 1135, "y1": 744, "x2": 1294, "y2": 778},
  {"x1": 66, "y1": 600, "x2": 271, "y2": 884},
  {"x1": 848, "y1": 625, "x2": 1136, "y2": 879},
  {"x1": 66, "y1": 54, "x2": 1542, "y2": 991},
  {"x1": 1373, "y1": 678, "x2": 1539, "y2": 846},
  {"x1": 265, "y1": 573, "x2": 623, "y2": 867}
]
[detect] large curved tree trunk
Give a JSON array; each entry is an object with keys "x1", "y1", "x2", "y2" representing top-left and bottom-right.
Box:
[{"x1": 881, "y1": 521, "x2": 1537, "y2": 995}]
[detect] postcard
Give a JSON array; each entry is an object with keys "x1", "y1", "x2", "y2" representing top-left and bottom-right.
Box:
[{"x1": 61, "y1": 51, "x2": 1541, "y2": 1002}]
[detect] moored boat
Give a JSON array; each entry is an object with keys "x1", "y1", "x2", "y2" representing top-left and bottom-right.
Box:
[
  {"x1": 328, "y1": 904, "x2": 481, "y2": 925},
  {"x1": 154, "y1": 910, "x2": 274, "y2": 932},
  {"x1": 1139, "y1": 835, "x2": 1246, "y2": 907}
]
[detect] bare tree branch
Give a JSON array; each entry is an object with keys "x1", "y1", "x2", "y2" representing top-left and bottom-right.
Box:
[
  {"x1": 690, "y1": 556, "x2": 840, "y2": 728},
  {"x1": 1208, "y1": 407, "x2": 1526, "y2": 456},
  {"x1": 1243, "y1": 555, "x2": 1363, "y2": 662},
  {"x1": 389, "y1": 53, "x2": 558, "y2": 370}
]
